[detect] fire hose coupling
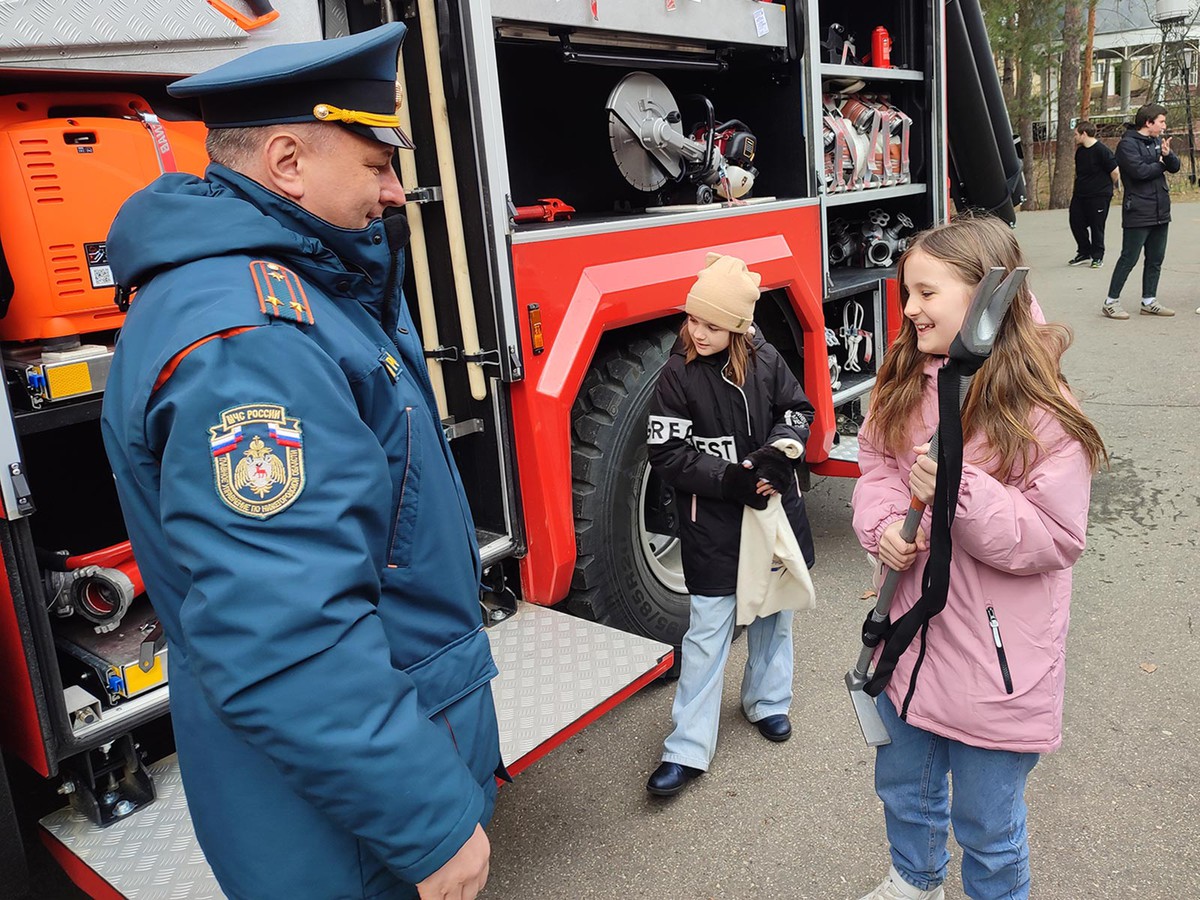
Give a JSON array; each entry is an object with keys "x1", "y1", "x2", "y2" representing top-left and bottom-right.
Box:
[
  {"x1": 827, "y1": 210, "x2": 914, "y2": 269},
  {"x1": 69, "y1": 566, "x2": 137, "y2": 633},
  {"x1": 865, "y1": 210, "x2": 915, "y2": 268},
  {"x1": 39, "y1": 543, "x2": 144, "y2": 633}
]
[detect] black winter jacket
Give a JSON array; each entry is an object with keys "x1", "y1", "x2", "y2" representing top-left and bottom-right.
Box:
[
  {"x1": 647, "y1": 332, "x2": 815, "y2": 596},
  {"x1": 1117, "y1": 127, "x2": 1180, "y2": 228}
]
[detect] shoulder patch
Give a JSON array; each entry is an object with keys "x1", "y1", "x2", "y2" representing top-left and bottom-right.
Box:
[
  {"x1": 209, "y1": 403, "x2": 306, "y2": 519},
  {"x1": 250, "y1": 261, "x2": 314, "y2": 324}
]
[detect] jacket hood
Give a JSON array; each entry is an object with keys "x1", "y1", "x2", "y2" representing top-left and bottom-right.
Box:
[{"x1": 107, "y1": 164, "x2": 334, "y2": 288}]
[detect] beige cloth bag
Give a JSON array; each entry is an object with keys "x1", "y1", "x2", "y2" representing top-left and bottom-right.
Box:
[{"x1": 736, "y1": 494, "x2": 817, "y2": 626}]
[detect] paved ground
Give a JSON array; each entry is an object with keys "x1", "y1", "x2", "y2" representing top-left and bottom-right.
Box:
[
  {"x1": 15, "y1": 205, "x2": 1200, "y2": 899},
  {"x1": 482, "y1": 205, "x2": 1200, "y2": 900}
]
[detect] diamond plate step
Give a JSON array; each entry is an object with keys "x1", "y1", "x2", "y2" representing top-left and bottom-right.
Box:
[
  {"x1": 827, "y1": 434, "x2": 860, "y2": 463},
  {"x1": 41, "y1": 602, "x2": 670, "y2": 898}
]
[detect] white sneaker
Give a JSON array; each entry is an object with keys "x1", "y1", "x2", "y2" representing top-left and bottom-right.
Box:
[{"x1": 856, "y1": 865, "x2": 945, "y2": 900}]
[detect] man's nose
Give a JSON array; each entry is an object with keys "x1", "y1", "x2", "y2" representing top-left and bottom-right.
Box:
[{"x1": 381, "y1": 164, "x2": 406, "y2": 206}]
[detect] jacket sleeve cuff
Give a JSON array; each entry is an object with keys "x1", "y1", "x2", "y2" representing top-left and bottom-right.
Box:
[
  {"x1": 771, "y1": 438, "x2": 805, "y2": 460},
  {"x1": 867, "y1": 509, "x2": 907, "y2": 555},
  {"x1": 395, "y1": 783, "x2": 485, "y2": 884}
]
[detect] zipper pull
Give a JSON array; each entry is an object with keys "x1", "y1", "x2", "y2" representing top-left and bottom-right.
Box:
[{"x1": 986, "y1": 606, "x2": 1003, "y2": 649}]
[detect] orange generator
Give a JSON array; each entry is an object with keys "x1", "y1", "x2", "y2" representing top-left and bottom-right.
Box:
[{"x1": 0, "y1": 93, "x2": 207, "y2": 407}]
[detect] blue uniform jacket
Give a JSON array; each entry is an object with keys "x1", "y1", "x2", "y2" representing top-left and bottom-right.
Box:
[{"x1": 101, "y1": 165, "x2": 502, "y2": 900}]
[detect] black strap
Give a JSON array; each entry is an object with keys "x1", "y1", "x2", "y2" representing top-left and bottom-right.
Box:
[{"x1": 864, "y1": 357, "x2": 972, "y2": 700}]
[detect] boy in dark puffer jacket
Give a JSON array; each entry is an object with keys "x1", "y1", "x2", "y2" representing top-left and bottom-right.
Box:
[{"x1": 1102, "y1": 103, "x2": 1180, "y2": 319}]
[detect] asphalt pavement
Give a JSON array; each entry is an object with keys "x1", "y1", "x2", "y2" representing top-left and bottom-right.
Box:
[
  {"x1": 483, "y1": 203, "x2": 1200, "y2": 900},
  {"x1": 16, "y1": 204, "x2": 1199, "y2": 900}
]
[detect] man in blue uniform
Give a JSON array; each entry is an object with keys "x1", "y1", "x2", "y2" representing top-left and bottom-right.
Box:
[{"x1": 101, "y1": 24, "x2": 501, "y2": 900}]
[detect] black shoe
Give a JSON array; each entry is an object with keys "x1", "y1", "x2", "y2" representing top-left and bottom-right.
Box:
[
  {"x1": 753, "y1": 714, "x2": 792, "y2": 742},
  {"x1": 1068, "y1": 254, "x2": 1090, "y2": 266},
  {"x1": 646, "y1": 762, "x2": 703, "y2": 796},
  {"x1": 1091, "y1": 259, "x2": 1104, "y2": 269}
]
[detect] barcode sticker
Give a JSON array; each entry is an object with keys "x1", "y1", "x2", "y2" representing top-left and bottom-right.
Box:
[
  {"x1": 753, "y1": 7, "x2": 769, "y2": 37},
  {"x1": 84, "y1": 241, "x2": 114, "y2": 289}
]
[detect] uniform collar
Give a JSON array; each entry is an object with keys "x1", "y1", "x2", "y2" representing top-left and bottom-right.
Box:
[{"x1": 206, "y1": 164, "x2": 392, "y2": 291}]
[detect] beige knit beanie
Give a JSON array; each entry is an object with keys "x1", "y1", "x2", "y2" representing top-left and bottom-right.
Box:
[{"x1": 685, "y1": 253, "x2": 762, "y2": 334}]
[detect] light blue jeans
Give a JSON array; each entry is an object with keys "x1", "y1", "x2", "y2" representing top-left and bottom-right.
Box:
[
  {"x1": 660, "y1": 593, "x2": 793, "y2": 771},
  {"x1": 874, "y1": 692, "x2": 1040, "y2": 900}
]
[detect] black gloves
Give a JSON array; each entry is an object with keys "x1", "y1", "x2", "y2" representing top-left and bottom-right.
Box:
[
  {"x1": 742, "y1": 446, "x2": 794, "y2": 493},
  {"x1": 722, "y1": 463, "x2": 769, "y2": 510}
]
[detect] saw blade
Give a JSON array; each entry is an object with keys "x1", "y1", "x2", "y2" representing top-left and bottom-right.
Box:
[{"x1": 605, "y1": 72, "x2": 682, "y2": 192}]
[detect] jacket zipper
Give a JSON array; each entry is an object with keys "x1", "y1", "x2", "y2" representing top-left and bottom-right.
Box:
[
  {"x1": 720, "y1": 368, "x2": 753, "y2": 439},
  {"x1": 386, "y1": 407, "x2": 415, "y2": 567},
  {"x1": 691, "y1": 494, "x2": 697, "y2": 522},
  {"x1": 986, "y1": 606, "x2": 1015, "y2": 695}
]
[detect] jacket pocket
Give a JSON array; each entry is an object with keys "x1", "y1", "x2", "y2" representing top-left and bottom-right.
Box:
[
  {"x1": 433, "y1": 681, "x2": 503, "y2": 789},
  {"x1": 986, "y1": 606, "x2": 1015, "y2": 695},
  {"x1": 387, "y1": 406, "x2": 422, "y2": 569}
]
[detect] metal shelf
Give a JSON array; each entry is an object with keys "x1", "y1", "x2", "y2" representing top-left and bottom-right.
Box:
[
  {"x1": 13, "y1": 397, "x2": 104, "y2": 436},
  {"x1": 820, "y1": 63, "x2": 926, "y2": 82},
  {"x1": 824, "y1": 183, "x2": 927, "y2": 206},
  {"x1": 832, "y1": 374, "x2": 876, "y2": 407},
  {"x1": 827, "y1": 265, "x2": 896, "y2": 301}
]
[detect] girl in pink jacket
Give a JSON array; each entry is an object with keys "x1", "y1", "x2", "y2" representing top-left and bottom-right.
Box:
[{"x1": 850, "y1": 216, "x2": 1107, "y2": 900}]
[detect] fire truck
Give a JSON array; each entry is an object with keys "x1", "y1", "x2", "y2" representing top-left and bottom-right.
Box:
[{"x1": 0, "y1": 0, "x2": 1018, "y2": 896}]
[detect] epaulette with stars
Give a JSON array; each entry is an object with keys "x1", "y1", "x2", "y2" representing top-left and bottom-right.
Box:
[{"x1": 249, "y1": 261, "x2": 314, "y2": 325}]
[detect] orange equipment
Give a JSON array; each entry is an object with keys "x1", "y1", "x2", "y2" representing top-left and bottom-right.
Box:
[{"x1": 0, "y1": 93, "x2": 208, "y2": 343}]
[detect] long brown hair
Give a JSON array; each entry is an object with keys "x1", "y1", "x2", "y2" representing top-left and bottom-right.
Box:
[
  {"x1": 865, "y1": 214, "x2": 1108, "y2": 476},
  {"x1": 679, "y1": 321, "x2": 755, "y2": 385}
]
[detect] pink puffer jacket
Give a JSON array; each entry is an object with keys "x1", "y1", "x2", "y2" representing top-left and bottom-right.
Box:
[{"x1": 851, "y1": 359, "x2": 1093, "y2": 753}]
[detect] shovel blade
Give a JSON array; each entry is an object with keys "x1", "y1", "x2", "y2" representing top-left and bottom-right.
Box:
[{"x1": 846, "y1": 672, "x2": 892, "y2": 747}]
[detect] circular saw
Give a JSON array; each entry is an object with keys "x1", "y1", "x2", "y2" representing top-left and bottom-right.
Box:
[{"x1": 605, "y1": 72, "x2": 758, "y2": 203}]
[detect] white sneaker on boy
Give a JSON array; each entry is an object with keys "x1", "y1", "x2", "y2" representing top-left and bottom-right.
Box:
[{"x1": 856, "y1": 865, "x2": 946, "y2": 900}]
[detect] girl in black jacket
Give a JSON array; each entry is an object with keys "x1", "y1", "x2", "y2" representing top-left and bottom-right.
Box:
[{"x1": 645, "y1": 253, "x2": 815, "y2": 797}]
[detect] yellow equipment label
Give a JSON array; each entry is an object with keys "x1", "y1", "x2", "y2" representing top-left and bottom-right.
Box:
[
  {"x1": 120, "y1": 654, "x2": 167, "y2": 697},
  {"x1": 45, "y1": 362, "x2": 94, "y2": 398}
]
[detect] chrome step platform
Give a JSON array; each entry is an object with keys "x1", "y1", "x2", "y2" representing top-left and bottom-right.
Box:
[{"x1": 40, "y1": 602, "x2": 671, "y2": 899}]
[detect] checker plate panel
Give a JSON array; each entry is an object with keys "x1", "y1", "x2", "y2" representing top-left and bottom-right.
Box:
[{"x1": 41, "y1": 603, "x2": 668, "y2": 897}]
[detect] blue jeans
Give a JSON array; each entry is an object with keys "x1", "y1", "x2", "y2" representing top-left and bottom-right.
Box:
[
  {"x1": 874, "y1": 693, "x2": 1039, "y2": 900},
  {"x1": 661, "y1": 594, "x2": 793, "y2": 771}
]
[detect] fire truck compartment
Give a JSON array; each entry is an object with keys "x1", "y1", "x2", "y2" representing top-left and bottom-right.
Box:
[{"x1": 38, "y1": 601, "x2": 672, "y2": 899}]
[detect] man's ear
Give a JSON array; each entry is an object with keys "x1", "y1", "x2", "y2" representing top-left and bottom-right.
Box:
[{"x1": 261, "y1": 130, "x2": 305, "y2": 202}]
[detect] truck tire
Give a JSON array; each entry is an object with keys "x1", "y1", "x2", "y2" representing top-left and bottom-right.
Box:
[{"x1": 571, "y1": 326, "x2": 690, "y2": 648}]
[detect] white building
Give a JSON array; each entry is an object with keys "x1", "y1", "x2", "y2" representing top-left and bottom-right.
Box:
[{"x1": 1088, "y1": 0, "x2": 1199, "y2": 118}]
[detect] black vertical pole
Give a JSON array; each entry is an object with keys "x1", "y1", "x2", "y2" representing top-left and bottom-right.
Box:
[{"x1": 1184, "y1": 63, "x2": 1197, "y2": 185}]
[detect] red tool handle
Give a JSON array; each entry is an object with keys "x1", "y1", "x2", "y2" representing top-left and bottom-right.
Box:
[{"x1": 512, "y1": 198, "x2": 576, "y2": 224}]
